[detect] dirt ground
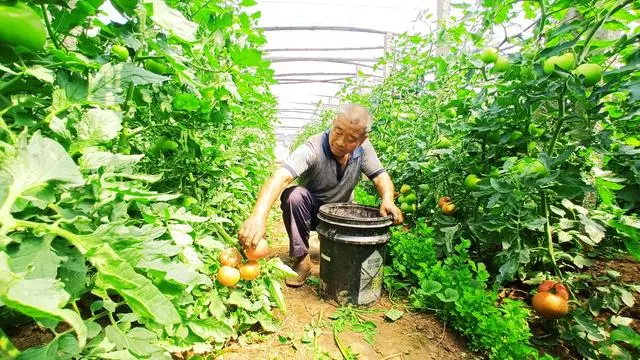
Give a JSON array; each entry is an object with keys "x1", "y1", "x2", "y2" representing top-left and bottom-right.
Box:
[{"x1": 216, "y1": 219, "x2": 469, "y2": 360}]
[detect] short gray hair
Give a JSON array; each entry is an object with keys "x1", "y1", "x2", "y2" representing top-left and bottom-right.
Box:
[{"x1": 336, "y1": 103, "x2": 373, "y2": 134}]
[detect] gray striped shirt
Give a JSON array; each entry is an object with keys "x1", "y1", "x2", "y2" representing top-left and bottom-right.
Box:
[{"x1": 282, "y1": 131, "x2": 385, "y2": 204}]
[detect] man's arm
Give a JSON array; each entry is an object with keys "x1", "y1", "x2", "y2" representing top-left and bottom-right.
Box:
[
  {"x1": 239, "y1": 168, "x2": 294, "y2": 247},
  {"x1": 372, "y1": 172, "x2": 403, "y2": 224}
]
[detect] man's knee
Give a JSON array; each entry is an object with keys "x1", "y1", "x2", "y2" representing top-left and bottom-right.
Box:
[{"x1": 282, "y1": 186, "x2": 311, "y2": 209}]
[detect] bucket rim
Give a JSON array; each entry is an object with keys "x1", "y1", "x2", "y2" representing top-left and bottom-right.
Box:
[{"x1": 318, "y1": 203, "x2": 393, "y2": 227}]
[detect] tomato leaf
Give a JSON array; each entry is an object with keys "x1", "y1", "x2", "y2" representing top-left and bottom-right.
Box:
[
  {"x1": 75, "y1": 109, "x2": 123, "y2": 146},
  {"x1": 0, "y1": 133, "x2": 83, "y2": 236},
  {"x1": 187, "y1": 317, "x2": 234, "y2": 344},
  {"x1": 149, "y1": 0, "x2": 198, "y2": 42},
  {"x1": 610, "y1": 326, "x2": 640, "y2": 349},
  {"x1": 16, "y1": 333, "x2": 80, "y2": 360},
  {"x1": 0, "y1": 254, "x2": 87, "y2": 348},
  {"x1": 7, "y1": 236, "x2": 61, "y2": 279},
  {"x1": 88, "y1": 244, "x2": 181, "y2": 327},
  {"x1": 88, "y1": 63, "x2": 170, "y2": 105},
  {"x1": 609, "y1": 220, "x2": 640, "y2": 260}
]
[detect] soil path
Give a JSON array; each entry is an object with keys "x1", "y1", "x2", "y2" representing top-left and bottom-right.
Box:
[{"x1": 217, "y1": 218, "x2": 468, "y2": 360}]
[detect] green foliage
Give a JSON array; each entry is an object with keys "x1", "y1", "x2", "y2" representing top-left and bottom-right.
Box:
[
  {"x1": 338, "y1": 0, "x2": 640, "y2": 357},
  {"x1": 0, "y1": 0, "x2": 292, "y2": 357},
  {"x1": 385, "y1": 225, "x2": 546, "y2": 359}
]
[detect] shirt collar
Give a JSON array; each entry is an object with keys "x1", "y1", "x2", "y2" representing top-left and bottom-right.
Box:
[{"x1": 323, "y1": 130, "x2": 364, "y2": 160}]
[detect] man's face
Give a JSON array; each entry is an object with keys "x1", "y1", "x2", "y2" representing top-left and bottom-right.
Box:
[{"x1": 329, "y1": 115, "x2": 367, "y2": 158}]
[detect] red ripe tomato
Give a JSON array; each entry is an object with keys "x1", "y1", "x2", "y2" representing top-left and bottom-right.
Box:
[
  {"x1": 219, "y1": 248, "x2": 241, "y2": 268},
  {"x1": 239, "y1": 261, "x2": 260, "y2": 281},
  {"x1": 245, "y1": 239, "x2": 269, "y2": 261}
]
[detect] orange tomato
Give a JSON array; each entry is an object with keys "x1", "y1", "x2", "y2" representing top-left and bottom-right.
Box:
[
  {"x1": 239, "y1": 261, "x2": 261, "y2": 281},
  {"x1": 442, "y1": 203, "x2": 457, "y2": 216},
  {"x1": 245, "y1": 239, "x2": 269, "y2": 261},
  {"x1": 532, "y1": 281, "x2": 569, "y2": 319},
  {"x1": 217, "y1": 266, "x2": 240, "y2": 287},
  {"x1": 219, "y1": 248, "x2": 241, "y2": 267},
  {"x1": 438, "y1": 196, "x2": 452, "y2": 208}
]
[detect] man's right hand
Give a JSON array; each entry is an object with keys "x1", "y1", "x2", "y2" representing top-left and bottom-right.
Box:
[{"x1": 238, "y1": 215, "x2": 266, "y2": 248}]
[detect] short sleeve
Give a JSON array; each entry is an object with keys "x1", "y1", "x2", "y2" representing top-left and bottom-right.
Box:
[
  {"x1": 282, "y1": 143, "x2": 316, "y2": 179},
  {"x1": 360, "y1": 139, "x2": 385, "y2": 179}
]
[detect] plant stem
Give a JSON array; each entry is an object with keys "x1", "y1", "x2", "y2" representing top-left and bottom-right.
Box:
[
  {"x1": 577, "y1": 0, "x2": 633, "y2": 64},
  {"x1": 13, "y1": 219, "x2": 89, "y2": 253},
  {"x1": 117, "y1": 83, "x2": 136, "y2": 153},
  {"x1": 41, "y1": 4, "x2": 61, "y2": 50},
  {"x1": 542, "y1": 192, "x2": 562, "y2": 278},
  {"x1": 536, "y1": 0, "x2": 546, "y2": 39},
  {"x1": 545, "y1": 82, "x2": 566, "y2": 155},
  {"x1": 0, "y1": 73, "x2": 24, "y2": 94}
]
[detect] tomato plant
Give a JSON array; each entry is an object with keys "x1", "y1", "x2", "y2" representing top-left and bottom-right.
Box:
[
  {"x1": 335, "y1": 0, "x2": 640, "y2": 357},
  {"x1": 0, "y1": 0, "x2": 296, "y2": 357}
]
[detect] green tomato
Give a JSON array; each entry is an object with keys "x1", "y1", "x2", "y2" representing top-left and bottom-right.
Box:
[
  {"x1": 154, "y1": 137, "x2": 179, "y2": 153},
  {"x1": 520, "y1": 67, "x2": 535, "y2": 81},
  {"x1": 488, "y1": 168, "x2": 500, "y2": 177},
  {"x1": 528, "y1": 123, "x2": 544, "y2": 138},
  {"x1": 403, "y1": 193, "x2": 417, "y2": 204},
  {"x1": 397, "y1": 153, "x2": 408, "y2": 162},
  {"x1": 144, "y1": 59, "x2": 168, "y2": 74},
  {"x1": 494, "y1": 56, "x2": 510, "y2": 72},
  {"x1": 513, "y1": 158, "x2": 548, "y2": 177},
  {"x1": 556, "y1": 53, "x2": 575, "y2": 71},
  {"x1": 625, "y1": 136, "x2": 640, "y2": 147},
  {"x1": 391, "y1": 111, "x2": 399, "y2": 118},
  {"x1": 543, "y1": 56, "x2": 559, "y2": 75},
  {"x1": 173, "y1": 93, "x2": 200, "y2": 111},
  {"x1": 111, "y1": 44, "x2": 129, "y2": 61},
  {"x1": 386, "y1": 145, "x2": 394, "y2": 153},
  {"x1": 523, "y1": 50, "x2": 536, "y2": 60},
  {"x1": 400, "y1": 202, "x2": 415, "y2": 213},
  {"x1": 433, "y1": 136, "x2": 452, "y2": 149},
  {"x1": 574, "y1": 63, "x2": 602, "y2": 86},
  {"x1": 182, "y1": 196, "x2": 198, "y2": 207},
  {"x1": 509, "y1": 131, "x2": 523, "y2": 143},
  {"x1": 480, "y1": 47, "x2": 499, "y2": 64},
  {"x1": 0, "y1": 2, "x2": 46, "y2": 51},
  {"x1": 444, "y1": 108, "x2": 456, "y2": 118},
  {"x1": 398, "y1": 195, "x2": 406, "y2": 204},
  {"x1": 400, "y1": 184, "x2": 412, "y2": 195},
  {"x1": 463, "y1": 174, "x2": 482, "y2": 190}
]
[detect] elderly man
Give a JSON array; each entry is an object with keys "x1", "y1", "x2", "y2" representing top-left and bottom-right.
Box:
[{"x1": 239, "y1": 103, "x2": 403, "y2": 286}]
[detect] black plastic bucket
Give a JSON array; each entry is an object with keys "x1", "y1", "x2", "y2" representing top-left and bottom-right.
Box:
[{"x1": 316, "y1": 203, "x2": 393, "y2": 306}]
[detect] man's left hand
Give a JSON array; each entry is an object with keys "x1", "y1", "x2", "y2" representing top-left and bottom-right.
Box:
[{"x1": 380, "y1": 200, "x2": 403, "y2": 225}]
